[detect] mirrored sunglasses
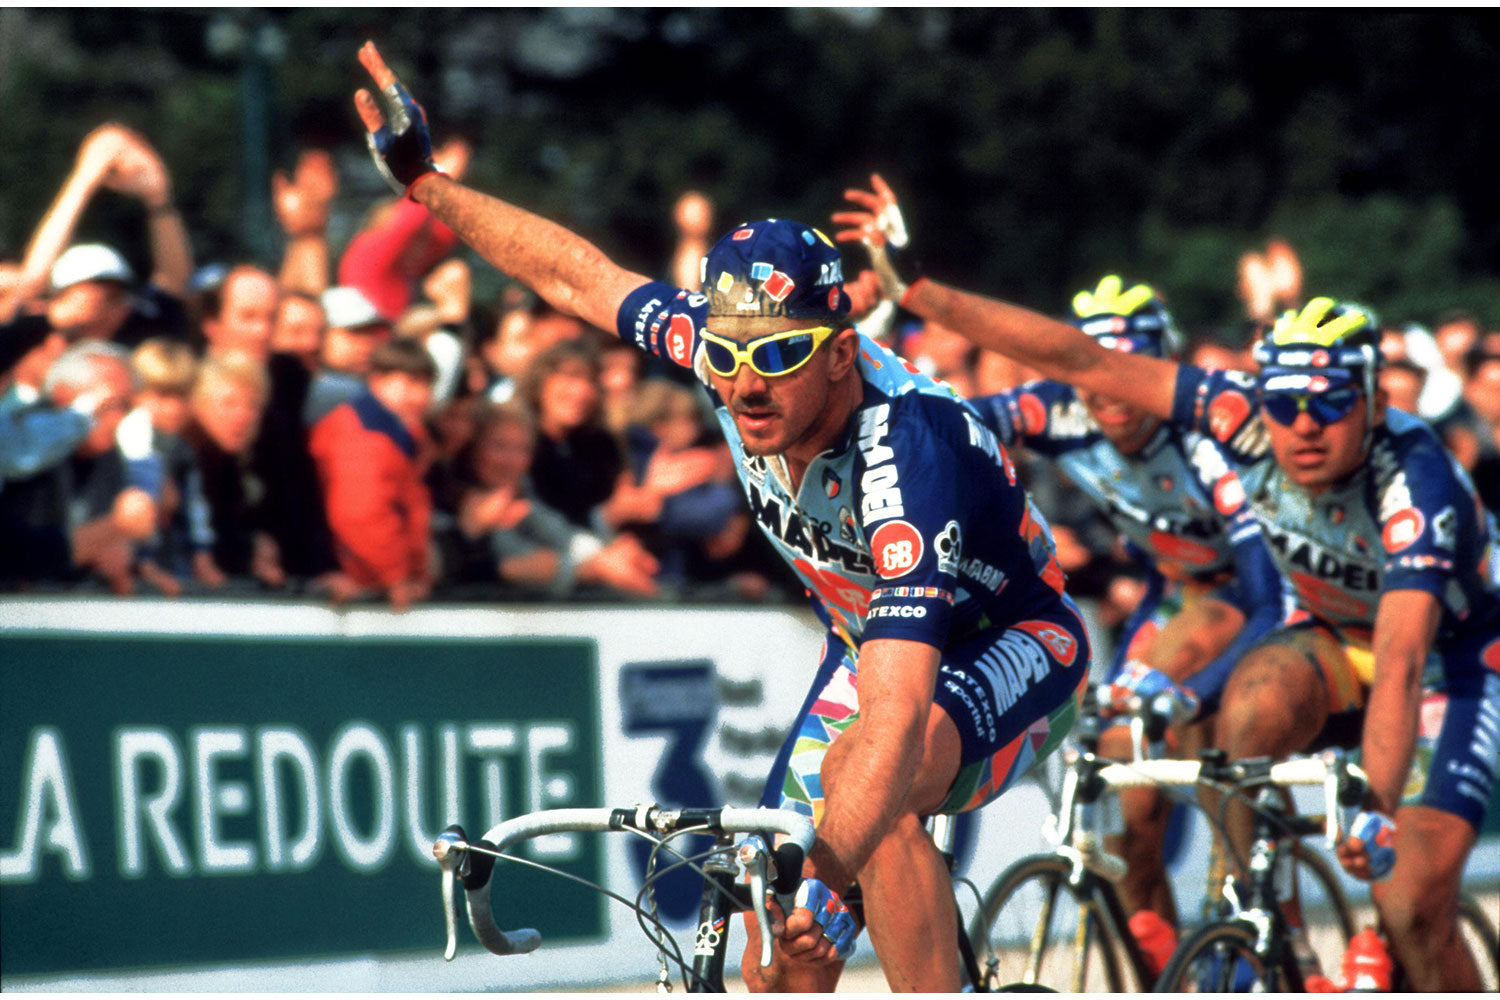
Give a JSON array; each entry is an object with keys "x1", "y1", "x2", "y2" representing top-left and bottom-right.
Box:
[
  {"x1": 1260, "y1": 385, "x2": 1363, "y2": 427},
  {"x1": 699, "y1": 326, "x2": 836, "y2": 378}
]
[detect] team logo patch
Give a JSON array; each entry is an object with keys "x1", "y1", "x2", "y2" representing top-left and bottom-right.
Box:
[
  {"x1": 1208, "y1": 390, "x2": 1252, "y2": 443},
  {"x1": 1213, "y1": 472, "x2": 1245, "y2": 516},
  {"x1": 1482, "y1": 639, "x2": 1500, "y2": 674},
  {"x1": 827, "y1": 288, "x2": 840, "y2": 310},
  {"x1": 666, "y1": 315, "x2": 695, "y2": 367},
  {"x1": 1382, "y1": 508, "x2": 1425, "y2": 553},
  {"x1": 823, "y1": 467, "x2": 842, "y2": 499},
  {"x1": 871, "y1": 520, "x2": 923, "y2": 579},
  {"x1": 1310, "y1": 349, "x2": 1331, "y2": 368},
  {"x1": 1431, "y1": 506, "x2": 1457, "y2": 551},
  {"x1": 1015, "y1": 620, "x2": 1078, "y2": 667},
  {"x1": 935, "y1": 521, "x2": 962, "y2": 576},
  {"x1": 1308, "y1": 375, "x2": 1330, "y2": 393},
  {"x1": 1018, "y1": 393, "x2": 1048, "y2": 436},
  {"x1": 763, "y1": 271, "x2": 794, "y2": 302},
  {"x1": 732, "y1": 228, "x2": 754, "y2": 241}
]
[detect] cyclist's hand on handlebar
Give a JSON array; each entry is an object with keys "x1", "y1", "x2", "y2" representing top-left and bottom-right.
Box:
[
  {"x1": 354, "y1": 41, "x2": 443, "y2": 198},
  {"x1": 1101, "y1": 661, "x2": 1199, "y2": 721},
  {"x1": 1337, "y1": 810, "x2": 1397, "y2": 881},
  {"x1": 780, "y1": 878, "x2": 858, "y2": 964}
]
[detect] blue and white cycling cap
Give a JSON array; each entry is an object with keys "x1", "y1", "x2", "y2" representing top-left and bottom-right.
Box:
[{"x1": 702, "y1": 219, "x2": 852, "y2": 321}]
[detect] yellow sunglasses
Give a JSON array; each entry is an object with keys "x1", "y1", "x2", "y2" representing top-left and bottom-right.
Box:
[{"x1": 698, "y1": 326, "x2": 836, "y2": 379}]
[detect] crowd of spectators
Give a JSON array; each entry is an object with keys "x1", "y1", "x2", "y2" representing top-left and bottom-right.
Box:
[{"x1": 4, "y1": 123, "x2": 1498, "y2": 617}]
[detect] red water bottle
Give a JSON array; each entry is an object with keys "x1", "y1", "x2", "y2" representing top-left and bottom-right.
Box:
[
  {"x1": 1129, "y1": 909, "x2": 1178, "y2": 980},
  {"x1": 1340, "y1": 927, "x2": 1393, "y2": 992}
]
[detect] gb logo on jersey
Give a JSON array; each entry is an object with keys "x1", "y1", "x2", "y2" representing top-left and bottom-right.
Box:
[
  {"x1": 871, "y1": 520, "x2": 924, "y2": 579},
  {"x1": 935, "y1": 520, "x2": 962, "y2": 576},
  {"x1": 1382, "y1": 507, "x2": 1425, "y2": 553},
  {"x1": 1213, "y1": 472, "x2": 1246, "y2": 516}
]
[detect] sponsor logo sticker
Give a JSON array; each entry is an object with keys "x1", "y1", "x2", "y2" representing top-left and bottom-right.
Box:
[
  {"x1": 1213, "y1": 472, "x2": 1246, "y2": 516},
  {"x1": 1018, "y1": 393, "x2": 1047, "y2": 436},
  {"x1": 763, "y1": 271, "x2": 795, "y2": 302},
  {"x1": 666, "y1": 314, "x2": 695, "y2": 368},
  {"x1": 732, "y1": 228, "x2": 754, "y2": 241},
  {"x1": 1208, "y1": 390, "x2": 1252, "y2": 443},
  {"x1": 1015, "y1": 620, "x2": 1078, "y2": 667},
  {"x1": 1381, "y1": 507, "x2": 1425, "y2": 553},
  {"x1": 871, "y1": 520, "x2": 923, "y2": 579}
]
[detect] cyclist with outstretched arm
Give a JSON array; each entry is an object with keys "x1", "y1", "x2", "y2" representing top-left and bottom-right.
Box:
[
  {"x1": 837, "y1": 176, "x2": 1500, "y2": 992},
  {"x1": 354, "y1": 46, "x2": 1089, "y2": 992},
  {"x1": 966, "y1": 274, "x2": 1286, "y2": 958}
]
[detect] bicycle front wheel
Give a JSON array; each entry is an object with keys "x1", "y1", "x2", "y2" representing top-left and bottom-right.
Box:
[
  {"x1": 971, "y1": 855, "x2": 1132, "y2": 992},
  {"x1": 1154, "y1": 918, "x2": 1296, "y2": 992}
]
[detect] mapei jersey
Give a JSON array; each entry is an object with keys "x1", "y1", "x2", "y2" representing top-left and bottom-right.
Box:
[
  {"x1": 618, "y1": 282, "x2": 1074, "y2": 650},
  {"x1": 1172, "y1": 366, "x2": 1500, "y2": 640},
  {"x1": 974, "y1": 380, "x2": 1261, "y2": 582}
]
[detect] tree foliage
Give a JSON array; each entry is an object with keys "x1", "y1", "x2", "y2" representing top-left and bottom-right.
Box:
[{"x1": 3, "y1": 9, "x2": 1496, "y2": 332}]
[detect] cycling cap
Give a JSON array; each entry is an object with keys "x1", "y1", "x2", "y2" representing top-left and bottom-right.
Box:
[
  {"x1": 1252, "y1": 297, "x2": 1381, "y2": 396},
  {"x1": 702, "y1": 219, "x2": 852, "y2": 321},
  {"x1": 50, "y1": 243, "x2": 134, "y2": 292},
  {"x1": 1069, "y1": 274, "x2": 1183, "y2": 358}
]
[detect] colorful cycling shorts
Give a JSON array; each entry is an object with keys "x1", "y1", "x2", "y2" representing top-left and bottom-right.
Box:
[
  {"x1": 759, "y1": 603, "x2": 1090, "y2": 823},
  {"x1": 1115, "y1": 575, "x2": 1243, "y2": 670},
  {"x1": 1260, "y1": 618, "x2": 1500, "y2": 831}
]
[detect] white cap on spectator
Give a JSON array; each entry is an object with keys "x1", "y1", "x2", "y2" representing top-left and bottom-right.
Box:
[
  {"x1": 321, "y1": 286, "x2": 385, "y2": 330},
  {"x1": 50, "y1": 243, "x2": 134, "y2": 292}
]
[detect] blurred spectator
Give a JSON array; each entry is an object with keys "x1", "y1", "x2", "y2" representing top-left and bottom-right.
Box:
[
  {"x1": 393, "y1": 257, "x2": 472, "y2": 406},
  {"x1": 1379, "y1": 358, "x2": 1426, "y2": 417},
  {"x1": 305, "y1": 285, "x2": 391, "y2": 424},
  {"x1": 476, "y1": 300, "x2": 589, "y2": 403},
  {"x1": 6, "y1": 124, "x2": 191, "y2": 345},
  {"x1": 1188, "y1": 337, "x2": 1256, "y2": 373},
  {"x1": 903, "y1": 318, "x2": 980, "y2": 396},
  {"x1": 622, "y1": 377, "x2": 758, "y2": 592},
  {"x1": 116, "y1": 338, "x2": 210, "y2": 595},
  {"x1": 337, "y1": 139, "x2": 469, "y2": 319},
  {"x1": 0, "y1": 341, "x2": 151, "y2": 592},
  {"x1": 443, "y1": 402, "x2": 659, "y2": 597},
  {"x1": 272, "y1": 149, "x2": 339, "y2": 296},
  {"x1": 1433, "y1": 310, "x2": 1481, "y2": 376},
  {"x1": 518, "y1": 338, "x2": 654, "y2": 532},
  {"x1": 670, "y1": 191, "x2": 713, "y2": 291},
  {"x1": 599, "y1": 337, "x2": 645, "y2": 435},
  {"x1": 182, "y1": 350, "x2": 280, "y2": 589},
  {"x1": 270, "y1": 290, "x2": 326, "y2": 372},
  {"x1": 1460, "y1": 347, "x2": 1500, "y2": 511},
  {"x1": 199, "y1": 265, "x2": 278, "y2": 362},
  {"x1": 1235, "y1": 239, "x2": 1301, "y2": 324},
  {"x1": 309, "y1": 339, "x2": 438, "y2": 609}
]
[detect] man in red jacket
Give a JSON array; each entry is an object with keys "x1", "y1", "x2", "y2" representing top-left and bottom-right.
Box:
[{"x1": 309, "y1": 338, "x2": 436, "y2": 608}]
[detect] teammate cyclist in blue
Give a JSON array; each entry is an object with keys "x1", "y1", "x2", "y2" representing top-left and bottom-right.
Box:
[
  {"x1": 968, "y1": 274, "x2": 1285, "y2": 951},
  {"x1": 354, "y1": 45, "x2": 1090, "y2": 991},
  {"x1": 838, "y1": 176, "x2": 1500, "y2": 992}
]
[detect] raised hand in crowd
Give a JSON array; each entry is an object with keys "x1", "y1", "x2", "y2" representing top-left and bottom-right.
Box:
[
  {"x1": 273, "y1": 149, "x2": 339, "y2": 295},
  {"x1": 670, "y1": 190, "x2": 713, "y2": 291}
]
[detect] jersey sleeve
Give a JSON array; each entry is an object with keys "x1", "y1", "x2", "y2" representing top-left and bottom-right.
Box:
[
  {"x1": 858, "y1": 398, "x2": 966, "y2": 646},
  {"x1": 1171, "y1": 365, "x2": 1270, "y2": 464},
  {"x1": 970, "y1": 380, "x2": 1085, "y2": 457},
  {"x1": 1377, "y1": 435, "x2": 1482, "y2": 610},
  {"x1": 616, "y1": 280, "x2": 707, "y2": 373}
]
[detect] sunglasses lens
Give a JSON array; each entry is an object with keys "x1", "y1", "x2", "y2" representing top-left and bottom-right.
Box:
[
  {"x1": 751, "y1": 332, "x2": 817, "y2": 375},
  {"x1": 702, "y1": 339, "x2": 740, "y2": 377},
  {"x1": 1262, "y1": 394, "x2": 1301, "y2": 426},
  {"x1": 1309, "y1": 387, "x2": 1360, "y2": 424}
]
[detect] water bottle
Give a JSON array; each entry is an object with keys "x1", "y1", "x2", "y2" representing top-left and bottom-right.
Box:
[
  {"x1": 1128, "y1": 909, "x2": 1178, "y2": 980},
  {"x1": 1340, "y1": 927, "x2": 1393, "y2": 992}
]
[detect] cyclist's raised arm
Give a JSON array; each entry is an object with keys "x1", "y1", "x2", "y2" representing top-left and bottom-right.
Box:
[
  {"x1": 833, "y1": 175, "x2": 1179, "y2": 421},
  {"x1": 353, "y1": 42, "x2": 650, "y2": 334}
]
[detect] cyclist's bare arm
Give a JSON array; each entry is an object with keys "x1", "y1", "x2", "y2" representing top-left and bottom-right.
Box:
[
  {"x1": 354, "y1": 42, "x2": 648, "y2": 333},
  {"x1": 1365, "y1": 592, "x2": 1440, "y2": 807},
  {"x1": 905, "y1": 277, "x2": 1180, "y2": 421},
  {"x1": 783, "y1": 637, "x2": 942, "y2": 960},
  {"x1": 836, "y1": 175, "x2": 1179, "y2": 420}
]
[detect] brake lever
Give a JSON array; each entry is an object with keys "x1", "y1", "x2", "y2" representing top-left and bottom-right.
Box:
[
  {"x1": 738, "y1": 839, "x2": 776, "y2": 968},
  {"x1": 433, "y1": 825, "x2": 469, "y2": 961}
]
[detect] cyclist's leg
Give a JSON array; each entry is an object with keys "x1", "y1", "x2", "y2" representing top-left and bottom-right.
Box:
[
  {"x1": 1375, "y1": 643, "x2": 1499, "y2": 991},
  {"x1": 742, "y1": 632, "x2": 852, "y2": 992},
  {"x1": 1210, "y1": 620, "x2": 1360, "y2": 875},
  {"x1": 824, "y1": 703, "x2": 964, "y2": 991},
  {"x1": 1104, "y1": 584, "x2": 1245, "y2": 924}
]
